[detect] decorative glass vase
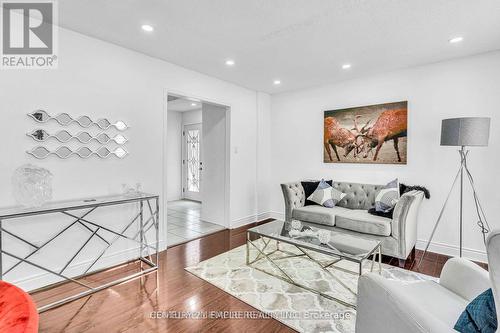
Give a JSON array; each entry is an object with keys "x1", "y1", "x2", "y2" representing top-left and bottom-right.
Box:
[{"x1": 12, "y1": 164, "x2": 53, "y2": 207}]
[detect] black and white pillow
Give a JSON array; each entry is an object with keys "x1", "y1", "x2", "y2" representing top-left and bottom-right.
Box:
[
  {"x1": 301, "y1": 180, "x2": 333, "y2": 206},
  {"x1": 307, "y1": 179, "x2": 346, "y2": 208},
  {"x1": 375, "y1": 179, "x2": 400, "y2": 213}
]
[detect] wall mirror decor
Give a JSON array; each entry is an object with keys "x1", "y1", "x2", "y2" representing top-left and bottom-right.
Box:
[
  {"x1": 27, "y1": 146, "x2": 129, "y2": 159},
  {"x1": 27, "y1": 129, "x2": 128, "y2": 144},
  {"x1": 27, "y1": 110, "x2": 129, "y2": 131}
]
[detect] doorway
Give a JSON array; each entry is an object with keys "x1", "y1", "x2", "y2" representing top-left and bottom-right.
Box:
[
  {"x1": 165, "y1": 93, "x2": 230, "y2": 247},
  {"x1": 183, "y1": 123, "x2": 202, "y2": 202}
]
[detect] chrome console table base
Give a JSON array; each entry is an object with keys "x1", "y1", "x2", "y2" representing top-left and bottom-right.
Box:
[{"x1": 0, "y1": 193, "x2": 160, "y2": 312}]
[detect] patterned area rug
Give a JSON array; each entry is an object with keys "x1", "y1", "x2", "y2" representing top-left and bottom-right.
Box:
[{"x1": 185, "y1": 240, "x2": 434, "y2": 333}]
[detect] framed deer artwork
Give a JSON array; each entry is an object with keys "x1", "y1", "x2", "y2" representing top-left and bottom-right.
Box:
[{"x1": 324, "y1": 101, "x2": 408, "y2": 164}]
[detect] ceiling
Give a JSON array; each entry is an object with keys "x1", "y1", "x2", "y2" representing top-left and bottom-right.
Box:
[
  {"x1": 167, "y1": 96, "x2": 202, "y2": 112},
  {"x1": 58, "y1": 1, "x2": 500, "y2": 94}
]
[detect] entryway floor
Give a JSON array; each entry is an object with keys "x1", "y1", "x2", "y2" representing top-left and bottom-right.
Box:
[{"x1": 167, "y1": 200, "x2": 225, "y2": 247}]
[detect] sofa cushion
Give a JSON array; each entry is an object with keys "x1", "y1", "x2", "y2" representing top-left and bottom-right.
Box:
[
  {"x1": 335, "y1": 209, "x2": 392, "y2": 236},
  {"x1": 292, "y1": 206, "x2": 350, "y2": 226}
]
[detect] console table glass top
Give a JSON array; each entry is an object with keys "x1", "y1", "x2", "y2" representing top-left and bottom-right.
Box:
[
  {"x1": 0, "y1": 192, "x2": 160, "y2": 312},
  {"x1": 0, "y1": 192, "x2": 158, "y2": 219}
]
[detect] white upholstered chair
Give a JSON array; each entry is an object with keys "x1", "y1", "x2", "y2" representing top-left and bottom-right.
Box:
[{"x1": 355, "y1": 230, "x2": 500, "y2": 333}]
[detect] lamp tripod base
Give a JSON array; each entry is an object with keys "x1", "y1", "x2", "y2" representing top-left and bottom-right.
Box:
[{"x1": 417, "y1": 147, "x2": 489, "y2": 268}]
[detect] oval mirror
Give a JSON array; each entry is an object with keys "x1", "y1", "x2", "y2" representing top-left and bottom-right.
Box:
[
  {"x1": 96, "y1": 119, "x2": 111, "y2": 129},
  {"x1": 55, "y1": 130, "x2": 72, "y2": 142},
  {"x1": 55, "y1": 146, "x2": 72, "y2": 158},
  {"x1": 77, "y1": 116, "x2": 93, "y2": 128},
  {"x1": 28, "y1": 110, "x2": 50, "y2": 123},
  {"x1": 76, "y1": 132, "x2": 92, "y2": 143},
  {"x1": 114, "y1": 121, "x2": 128, "y2": 131},
  {"x1": 96, "y1": 147, "x2": 111, "y2": 158},
  {"x1": 27, "y1": 146, "x2": 50, "y2": 159},
  {"x1": 55, "y1": 113, "x2": 73, "y2": 126},
  {"x1": 114, "y1": 134, "x2": 128, "y2": 145},
  {"x1": 114, "y1": 147, "x2": 128, "y2": 158},
  {"x1": 28, "y1": 129, "x2": 49, "y2": 141},
  {"x1": 75, "y1": 147, "x2": 93, "y2": 158},
  {"x1": 95, "y1": 133, "x2": 110, "y2": 144}
]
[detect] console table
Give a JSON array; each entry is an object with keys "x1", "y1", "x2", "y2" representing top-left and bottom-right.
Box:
[{"x1": 0, "y1": 192, "x2": 160, "y2": 312}]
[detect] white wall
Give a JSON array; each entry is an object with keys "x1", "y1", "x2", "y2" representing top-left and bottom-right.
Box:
[
  {"x1": 256, "y1": 92, "x2": 272, "y2": 220},
  {"x1": 201, "y1": 104, "x2": 228, "y2": 226},
  {"x1": 269, "y1": 51, "x2": 500, "y2": 262},
  {"x1": 182, "y1": 109, "x2": 202, "y2": 125},
  {"x1": 0, "y1": 26, "x2": 268, "y2": 290},
  {"x1": 166, "y1": 110, "x2": 182, "y2": 201}
]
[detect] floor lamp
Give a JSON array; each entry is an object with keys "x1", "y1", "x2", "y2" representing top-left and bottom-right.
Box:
[{"x1": 419, "y1": 117, "x2": 491, "y2": 266}]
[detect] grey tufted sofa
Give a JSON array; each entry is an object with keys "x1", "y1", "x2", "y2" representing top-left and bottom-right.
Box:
[{"x1": 281, "y1": 181, "x2": 424, "y2": 265}]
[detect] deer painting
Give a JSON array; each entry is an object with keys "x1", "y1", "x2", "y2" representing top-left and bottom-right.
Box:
[{"x1": 323, "y1": 101, "x2": 407, "y2": 164}]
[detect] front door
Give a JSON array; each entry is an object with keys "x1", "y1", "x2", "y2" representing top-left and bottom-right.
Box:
[{"x1": 183, "y1": 123, "x2": 202, "y2": 201}]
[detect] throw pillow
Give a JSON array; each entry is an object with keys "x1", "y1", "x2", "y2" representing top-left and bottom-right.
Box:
[
  {"x1": 301, "y1": 180, "x2": 333, "y2": 206},
  {"x1": 368, "y1": 183, "x2": 432, "y2": 219},
  {"x1": 454, "y1": 288, "x2": 497, "y2": 333},
  {"x1": 307, "y1": 179, "x2": 346, "y2": 208},
  {"x1": 375, "y1": 179, "x2": 400, "y2": 213}
]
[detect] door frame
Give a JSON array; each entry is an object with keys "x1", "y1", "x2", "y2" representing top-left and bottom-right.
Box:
[
  {"x1": 163, "y1": 89, "x2": 231, "y2": 236},
  {"x1": 182, "y1": 122, "x2": 202, "y2": 202}
]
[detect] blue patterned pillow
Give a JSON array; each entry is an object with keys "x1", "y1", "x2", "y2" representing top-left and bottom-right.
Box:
[
  {"x1": 455, "y1": 288, "x2": 497, "y2": 333},
  {"x1": 375, "y1": 179, "x2": 400, "y2": 213},
  {"x1": 307, "y1": 179, "x2": 346, "y2": 208}
]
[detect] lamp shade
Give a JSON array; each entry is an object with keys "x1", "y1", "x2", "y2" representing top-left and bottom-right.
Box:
[{"x1": 440, "y1": 117, "x2": 490, "y2": 147}]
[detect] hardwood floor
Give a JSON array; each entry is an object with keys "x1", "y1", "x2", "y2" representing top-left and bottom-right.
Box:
[{"x1": 35, "y1": 221, "x2": 482, "y2": 333}]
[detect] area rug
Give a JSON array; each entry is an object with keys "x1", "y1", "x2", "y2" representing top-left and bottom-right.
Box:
[{"x1": 185, "y1": 240, "x2": 435, "y2": 333}]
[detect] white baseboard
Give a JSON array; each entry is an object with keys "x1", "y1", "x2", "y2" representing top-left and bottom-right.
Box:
[
  {"x1": 268, "y1": 211, "x2": 284, "y2": 220},
  {"x1": 230, "y1": 211, "x2": 281, "y2": 229},
  {"x1": 416, "y1": 239, "x2": 487, "y2": 263},
  {"x1": 11, "y1": 240, "x2": 166, "y2": 292},
  {"x1": 231, "y1": 214, "x2": 259, "y2": 229},
  {"x1": 256, "y1": 211, "x2": 272, "y2": 221}
]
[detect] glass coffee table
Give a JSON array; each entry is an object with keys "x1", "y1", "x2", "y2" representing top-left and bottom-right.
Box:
[{"x1": 246, "y1": 219, "x2": 382, "y2": 309}]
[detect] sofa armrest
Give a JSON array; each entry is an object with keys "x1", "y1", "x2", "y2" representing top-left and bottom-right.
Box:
[
  {"x1": 391, "y1": 190, "x2": 425, "y2": 259},
  {"x1": 439, "y1": 257, "x2": 490, "y2": 302},
  {"x1": 280, "y1": 182, "x2": 305, "y2": 221},
  {"x1": 356, "y1": 273, "x2": 455, "y2": 333}
]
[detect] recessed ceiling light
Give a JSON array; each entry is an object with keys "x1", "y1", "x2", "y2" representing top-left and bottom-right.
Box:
[
  {"x1": 273, "y1": 80, "x2": 281, "y2": 85},
  {"x1": 449, "y1": 36, "x2": 463, "y2": 44},
  {"x1": 141, "y1": 24, "x2": 154, "y2": 32},
  {"x1": 191, "y1": 103, "x2": 197, "y2": 106},
  {"x1": 342, "y1": 64, "x2": 352, "y2": 70},
  {"x1": 225, "y1": 59, "x2": 235, "y2": 66}
]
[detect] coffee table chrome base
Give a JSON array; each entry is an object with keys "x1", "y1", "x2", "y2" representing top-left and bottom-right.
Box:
[{"x1": 246, "y1": 234, "x2": 382, "y2": 309}]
